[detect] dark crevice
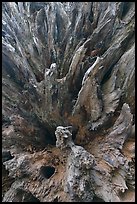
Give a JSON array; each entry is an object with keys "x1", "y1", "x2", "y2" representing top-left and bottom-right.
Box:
[
  {"x1": 121, "y1": 2, "x2": 132, "y2": 19},
  {"x1": 26, "y1": 57, "x2": 44, "y2": 83},
  {"x1": 88, "y1": 4, "x2": 93, "y2": 24},
  {"x1": 72, "y1": 126, "x2": 78, "y2": 141},
  {"x1": 52, "y1": 197, "x2": 58, "y2": 202},
  {"x1": 2, "y1": 54, "x2": 25, "y2": 88},
  {"x1": 69, "y1": 70, "x2": 83, "y2": 100},
  {"x1": 71, "y1": 8, "x2": 78, "y2": 29},
  {"x1": 13, "y1": 188, "x2": 40, "y2": 202},
  {"x1": 2, "y1": 115, "x2": 11, "y2": 126},
  {"x1": 2, "y1": 150, "x2": 14, "y2": 163},
  {"x1": 93, "y1": 195, "x2": 105, "y2": 202},
  {"x1": 39, "y1": 124, "x2": 56, "y2": 146},
  {"x1": 100, "y1": 63, "x2": 114, "y2": 86},
  {"x1": 9, "y1": 109, "x2": 56, "y2": 147},
  {"x1": 35, "y1": 72, "x2": 44, "y2": 82},
  {"x1": 29, "y1": 2, "x2": 46, "y2": 15},
  {"x1": 101, "y1": 36, "x2": 134, "y2": 87},
  {"x1": 68, "y1": 55, "x2": 95, "y2": 104}
]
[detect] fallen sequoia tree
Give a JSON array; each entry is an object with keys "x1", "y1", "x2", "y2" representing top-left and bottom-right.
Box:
[{"x1": 2, "y1": 2, "x2": 135, "y2": 202}]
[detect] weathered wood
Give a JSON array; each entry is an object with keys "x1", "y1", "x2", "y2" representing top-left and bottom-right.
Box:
[{"x1": 2, "y1": 2, "x2": 135, "y2": 202}]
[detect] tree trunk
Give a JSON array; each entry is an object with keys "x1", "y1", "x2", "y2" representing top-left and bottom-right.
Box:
[{"x1": 2, "y1": 2, "x2": 135, "y2": 202}]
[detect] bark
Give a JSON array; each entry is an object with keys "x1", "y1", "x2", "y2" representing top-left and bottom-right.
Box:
[{"x1": 2, "y1": 2, "x2": 135, "y2": 202}]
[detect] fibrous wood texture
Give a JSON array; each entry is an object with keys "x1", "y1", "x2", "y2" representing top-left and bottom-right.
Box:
[{"x1": 2, "y1": 2, "x2": 135, "y2": 202}]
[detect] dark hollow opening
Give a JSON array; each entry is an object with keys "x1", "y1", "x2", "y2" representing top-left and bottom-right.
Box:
[{"x1": 40, "y1": 166, "x2": 55, "y2": 179}]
